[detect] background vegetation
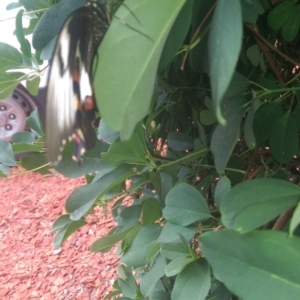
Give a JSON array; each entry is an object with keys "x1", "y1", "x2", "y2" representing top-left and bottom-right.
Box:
[{"x1": 1, "y1": 0, "x2": 300, "y2": 299}]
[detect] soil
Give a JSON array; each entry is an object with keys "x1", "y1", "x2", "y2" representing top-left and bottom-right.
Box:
[{"x1": 0, "y1": 169, "x2": 118, "y2": 299}]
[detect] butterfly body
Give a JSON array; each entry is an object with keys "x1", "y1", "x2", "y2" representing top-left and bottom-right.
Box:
[{"x1": 46, "y1": 0, "x2": 108, "y2": 165}]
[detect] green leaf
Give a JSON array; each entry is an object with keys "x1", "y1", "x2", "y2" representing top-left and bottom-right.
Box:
[
  {"x1": 12, "y1": 131, "x2": 35, "y2": 143},
  {"x1": 290, "y1": 203, "x2": 300, "y2": 236},
  {"x1": 200, "y1": 229, "x2": 300, "y2": 300},
  {"x1": 26, "y1": 108, "x2": 44, "y2": 137},
  {"x1": 214, "y1": 176, "x2": 231, "y2": 209},
  {"x1": 20, "y1": 153, "x2": 50, "y2": 174},
  {"x1": 0, "y1": 72, "x2": 25, "y2": 99},
  {"x1": 121, "y1": 224, "x2": 161, "y2": 267},
  {"x1": 200, "y1": 109, "x2": 216, "y2": 125},
  {"x1": 171, "y1": 259, "x2": 210, "y2": 300},
  {"x1": 160, "y1": 242, "x2": 190, "y2": 260},
  {"x1": 165, "y1": 257, "x2": 195, "y2": 277},
  {"x1": 54, "y1": 141, "x2": 109, "y2": 179},
  {"x1": 15, "y1": 9, "x2": 32, "y2": 58},
  {"x1": 167, "y1": 132, "x2": 194, "y2": 151},
  {"x1": 53, "y1": 219, "x2": 86, "y2": 249},
  {"x1": 140, "y1": 255, "x2": 166, "y2": 297},
  {"x1": 32, "y1": 0, "x2": 85, "y2": 50},
  {"x1": 51, "y1": 214, "x2": 72, "y2": 233},
  {"x1": 281, "y1": 5, "x2": 300, "y2": 42},
  {"x1": 102, "y1": 133, "x2": 147, "y2": 164},
  {"x1": 26, "y1": 75, "x2": 40, "y2": 96},
  {"x1": 156, "y1": 222, "x2": 197, "y2": 244},
  {"x1": 163, "y1": 183, "x2": 211, "y2": 226},
  {"x1": 267, "y1": 0, "x2": 296, "y2": 31},
  {"x1": 96, "y1": 0, "x2": 188, "y2": 139},
  {"x1": 208, "y1": 0, "x2": 242, "y2": 125},
  {"x1": 0, "y1": 140, "x2": 17, "y2": 166},
  {"x1": 244, "y1": 99, "x2": 262, "y2": 149},
  {"x1": 98, "y1": 119, "x2": 119, "y2": 144},
  {"x1": 158, "y1": 0, "x2": 194, "y2": 72},
  {"x1": 12, "y1": 143, "x2": 43, "y2": 154},
  {"x1": 246, "y1": 44, "x2": 260, "y2": 67},
  {"x1": 269, "y1": 112, "x2": 298, "y2": 164},
  {"x1": 253, "y1": 102, "x2": 284, "y2": 146},
  {"x1": 221, "y1": 179, "x2": 300, "y2": 232},
  {"x1": 211, "y1": 97, "x2": 246, "y2": 174},
  {"x1": 90, "y1": 227, "x2": 134, "y2": 253},
  {"x1": 241, "y1": 0, "x2": 264, "y2": 23},
  {"x1": 141, "y1": 198, "x2": 161, "y2": 225},
  {"x1": 65, "y1": 169, "x2": 134, "y2": 219},
  {"x1": 0, "y1": 42, "x2": 23, "y2": 72},
  {"x1": 293, "y1": 101, "x2": 300, "y2": 132}
]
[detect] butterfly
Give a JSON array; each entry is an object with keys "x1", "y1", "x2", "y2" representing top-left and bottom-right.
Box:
[{"x1": 45, "y1": 0, "x2": 109, "y2": 165}]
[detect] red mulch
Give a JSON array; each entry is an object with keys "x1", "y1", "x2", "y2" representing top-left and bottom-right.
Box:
[{"x1": 0, "y1": 169, "x2": 118, "y2": 299}]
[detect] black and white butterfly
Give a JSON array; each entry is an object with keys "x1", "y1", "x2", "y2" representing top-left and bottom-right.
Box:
[{"x1": 46, "y1": 0, "x2": 108, "y2": 165}]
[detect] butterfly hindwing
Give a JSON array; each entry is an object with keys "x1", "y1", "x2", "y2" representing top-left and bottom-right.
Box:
[{"x1": 46, "y1": 1, "x2": 108, "y2": 165}]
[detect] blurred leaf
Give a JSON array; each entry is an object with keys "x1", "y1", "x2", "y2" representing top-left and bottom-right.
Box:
[
  {"x1": 208, "y1": 0, "x2": 242, "y2": 125},
  {"x1": 0, "y1": 43, "x2": 23, "y2": 72},
  {"x1": 221, "y1": 179, "x2": 300, "y2": 232},
  {"x1": 200, "y1": 229, "x2": 300, "y2": 300}
]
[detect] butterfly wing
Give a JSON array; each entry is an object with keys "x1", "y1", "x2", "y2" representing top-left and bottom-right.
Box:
[{"x1": 46, "y1": 2, "x2": 108, "y2": 165}]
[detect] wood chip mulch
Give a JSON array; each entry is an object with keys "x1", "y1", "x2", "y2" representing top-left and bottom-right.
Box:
[{"x1": 0, "y1": 170, "x2": 118, "y2": 299}]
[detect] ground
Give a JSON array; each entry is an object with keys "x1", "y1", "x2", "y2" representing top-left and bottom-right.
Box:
[{"x1": 0, "y1": 169, "x2": 117, "y2": 299}]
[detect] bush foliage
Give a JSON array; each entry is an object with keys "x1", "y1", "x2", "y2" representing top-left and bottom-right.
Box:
[{"x1": 1, "y1": 0, "x2": 300, "y2": 299}]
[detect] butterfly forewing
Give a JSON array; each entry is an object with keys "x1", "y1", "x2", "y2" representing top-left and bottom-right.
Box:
[{"x1": 46, "y1": 1, "x2": 108, "y2": 165}]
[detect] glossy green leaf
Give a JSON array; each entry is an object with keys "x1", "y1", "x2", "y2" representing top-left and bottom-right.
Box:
[
  {"x1": 244, "y1": 99, "x2": 262, "y2": 149},
  {"x1": 269, "y1": 112, "x2": 298, "y2": 164},
  {"x1": 90, "y1": 227, "x2": 133, "y2": 253},
  {"x1": 171, "y1": 259, "x2": 210, "y2": 300},
  {"x1": 160, "y1": 242, "x2": 190, "y2": 260},
  {"x1": 0, "y1": 72, "x2": 25, "y2": 99},
  {"x1": 241, "y1": 0, "x2": 264, "y2": 23},
  {"x1": 200, "y1": 109, "x2": 216, "y2": 125},
  {"x1": 200, "y1": 229, "x2": 300, "y2": 300},
  {"x1": 96, "y1": 0, "x2": 188, "y2": 139},
  {"x1": 267, "y1": 1, "x2": 295, "y2": 31},
  {"x1": 214, "y1": 176, "x2": 231, "y2": 209},
  {"x1": 51, "y1": 214, "x2": 72, "y2": 233},
  {"x1": 253, "y1": 102, "x2": 284, "y2": 146},
  {"x1": 121, "y1": 224, "x2": 161, "y2": 267},
  {"x1": 211, "y1": 97, "x2": 246, "y2": 174},
  {"x1": 20, "y1": 153, "x2": 49, "y2": 174},
  {"x1": 15, "y1": 9, "x2": 32, "y2": 58},
  {"x1": 12, "y1": 131, "x2": 35, "y2": 144},
  {"x1": 65, "y1": 169, "x2": 134, "y2": 219},
  {"x1": 221, "y1": 179, "x2": 300, "y2": 232},
  {"x1": 246, "y1": 44, "x2": 260, "y2": 66},
  {"x1": 0, "y1": 140, "x2": 17, "y2": 166},
  {"x1": 290, "y1": 203, "x2": 300, "y2": 236},
  {"x1": 165, "y1": 257, "x2": 195, "y2": 277},
  {"x1": 102, "y1": 133, "x2": 147, "y2": 164},
  {"x1": 26, "y1": 75, "x2": 40, "y2": 96},
  {"x1": 208, "y1": 0, "x2": 242, "y2": 125},
  {"x1": 167, "y1": 132, "x2": 194, "y2": 151},
  {"x1": 12, "y1": 143, "x2": 43, "y2": 154},
  {"x1": 141, "y1": 198, "x2": 161, "y2": 225},
  {"x1": 158, "y1": 0, "x2": 194, "y2": 72},
  {"x1": 163, "y1": 183, "x2": 211, "y2": 226},
  {"x1": 140, "y1": 255, "x2": 166, "y2": 297},
  {"x1": 53, "y1": 219, "x2": 86, "y2": 249},
  {"x1": 156, "y1": 222, "x2": 197, "y2": 244},
  {"x1": 0, "y1": 42, "x2": 23, "y2": 72},
  {"x1": 281, "y1": 5, "x2": 300, "y2": 42},
  {"x1": 32, "y1": 0, "x2": 84, "y2": 50},
  {"x1": 26, "y1": 108, "x2": 44, "y2": 137}
]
